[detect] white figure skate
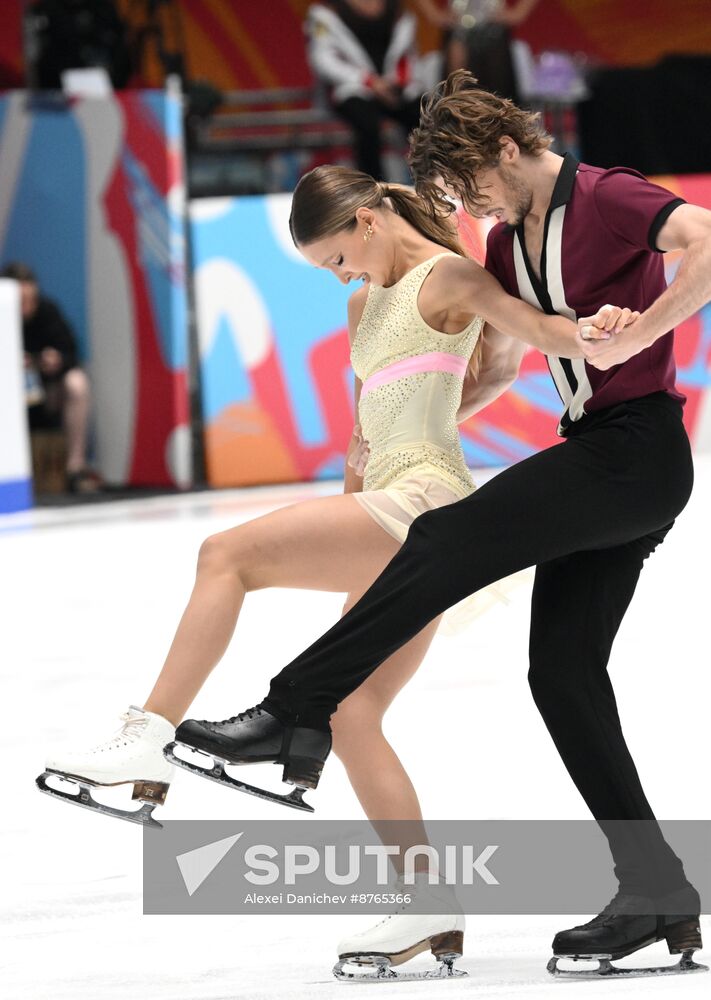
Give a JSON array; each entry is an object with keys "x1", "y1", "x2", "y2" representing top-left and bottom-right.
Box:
[
  {"x1": 333, "y1": 874, "x2": 467, "y2": 982},
  {"x1": 36, "y1": 706, "x2": 175, "y2": 828}
]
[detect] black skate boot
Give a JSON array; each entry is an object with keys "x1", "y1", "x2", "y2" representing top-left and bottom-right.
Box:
[
  {"x1": 547, "y1": 885, "x2": 707, "y2": 978},
  {"x1": 163, "y1": 705, "x2": 331, "y2": 812}
]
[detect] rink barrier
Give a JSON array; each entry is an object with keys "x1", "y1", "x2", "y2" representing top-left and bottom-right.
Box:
[{"x1": 0, "y1": 279, "x2": 31, "y2": 512}]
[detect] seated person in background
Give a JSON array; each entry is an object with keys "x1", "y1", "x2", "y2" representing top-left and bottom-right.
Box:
[
  {"x1": 306, "y1": 0, "x2": 426, "y2": 179},
  {"x1": 1, "y1": 262, "x2": 102, "y2": 493}
]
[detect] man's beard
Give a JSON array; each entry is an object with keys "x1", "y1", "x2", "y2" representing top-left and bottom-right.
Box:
[{"x1": 500, "y1": 167, "x2": 533, "y2": 226}]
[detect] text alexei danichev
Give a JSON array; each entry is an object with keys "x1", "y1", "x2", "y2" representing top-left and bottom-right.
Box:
[{"x1": 245, "y1": 892, "x2": 349, "y2": 905}]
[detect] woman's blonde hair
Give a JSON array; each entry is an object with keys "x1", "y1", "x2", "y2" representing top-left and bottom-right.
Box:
[{"x1": 289, "y1": 165, "x2": 482, "y2": 377}]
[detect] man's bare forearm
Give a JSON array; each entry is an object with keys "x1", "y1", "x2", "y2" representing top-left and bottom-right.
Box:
[{"x1": 636, "y1": 236, "x2": 711, "y2": 347}]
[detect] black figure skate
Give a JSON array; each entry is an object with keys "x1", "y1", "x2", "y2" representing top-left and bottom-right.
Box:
[
  {"x1": 547, "y1": 886, "x2": 707, "y2": 978},
  {"x1": 163, "y1": 704, "x2": 331, "y2": 812}
]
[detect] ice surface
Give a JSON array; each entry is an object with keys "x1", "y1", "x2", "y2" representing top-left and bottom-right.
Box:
[{"x1": 2, "y1": 462, "x2": 709, "y2": 999}]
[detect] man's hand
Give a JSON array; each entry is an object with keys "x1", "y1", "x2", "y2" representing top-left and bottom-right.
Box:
[
  {"x1": 576, "y1": 304, "x2": 643, "y2": 370},
  {"x1": 38, "y1": 347, "x2": 63, "y2": 376},
  {"x1": 369, "y1": 75, "x2": 399, "y2": 107},
  {"x1": 347, "y1": 423, "x2": 370, "y2": 477}
]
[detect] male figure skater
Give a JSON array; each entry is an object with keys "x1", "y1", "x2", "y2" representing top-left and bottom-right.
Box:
[{"x1": 177, "y1": 73, "x2": 711, "y2": 973}]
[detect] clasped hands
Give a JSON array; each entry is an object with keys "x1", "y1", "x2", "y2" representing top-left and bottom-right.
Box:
[{"x1": 576, "y1": 304, "x2": 649, "y2": 370}]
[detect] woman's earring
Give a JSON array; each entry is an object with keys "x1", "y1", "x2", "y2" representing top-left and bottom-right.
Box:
[{"x1": 363, "y1": 224, "x2": 373, "y2": 243}]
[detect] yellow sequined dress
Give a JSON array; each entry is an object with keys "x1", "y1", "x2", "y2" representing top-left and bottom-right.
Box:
[
  {"x1": 350, "y1": 252, "x2": 528, "y2": 629},
  {"x1": 351, "y1": 252, "x2": 481, "y2": 539}
]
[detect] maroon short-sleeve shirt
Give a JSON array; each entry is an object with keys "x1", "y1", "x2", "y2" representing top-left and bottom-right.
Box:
[{"x1": 485, "y1": 153, "x2": 686, "y2": 435}]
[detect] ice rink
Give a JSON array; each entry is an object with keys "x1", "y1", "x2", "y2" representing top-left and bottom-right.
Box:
[{"x1": 2, "y1": 458, "x2": 710, "y2": 1000}]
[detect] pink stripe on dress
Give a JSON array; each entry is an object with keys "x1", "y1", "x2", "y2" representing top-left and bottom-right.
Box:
[{"x1": 360, "y1": 352, "x2": 468, "y2": 400}]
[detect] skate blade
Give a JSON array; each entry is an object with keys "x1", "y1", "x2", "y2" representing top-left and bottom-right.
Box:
[
  {"x1": 333, "y1": 955, "x2": 466, "y2": 983},
  {"x1": 547, "y1": 949, "x2": 708, "y2": 979},
  {"x1": 164, "y1": 742, "x2": 314, "y2": 813},
  {"x1": 36, "y1": 771, "x2": 163, "y2": 829}
]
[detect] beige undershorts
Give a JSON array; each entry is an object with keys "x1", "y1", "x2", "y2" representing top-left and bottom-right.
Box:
[
  {"x1": 353, "y1": 472, "x2": 531, "y2": 633},
  {"x1": 353, "y1": 472, "x2": 468, "y2": 545}
]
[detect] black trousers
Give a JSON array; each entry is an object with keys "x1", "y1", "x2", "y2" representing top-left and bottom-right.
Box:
[
  {"x1": 265, "y1": 393, "x2": 695, "y2": 895},
  {"x1": 334, "y1": 95, "x2": 422, "y2": 180}
]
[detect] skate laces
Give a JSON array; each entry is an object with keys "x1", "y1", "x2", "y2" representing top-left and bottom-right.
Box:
[
  {"x1": 371, "y1": 896, "x2": 412, "y2": 930},
  {"x1": 223, "y1": 706, "x2": 261, "y2": 725},
  {"x1": 369, "y1": 876, "x2": 422, "y2": 926},
  {"x1": 585, "y1": 899, "x2": 618, "y2": 928},
  {"x1": 366, "y1": 875, "x2": 450, "y2": 931},
  {"x1": 88, "y1": 710, "x2": 147, "y2": 751},
  {"x1": 119, "y1": 710, "x2": 148, "y2": 737},
  {"x1": 582, "y1": 891, "x2": 641, "y2": 928}
]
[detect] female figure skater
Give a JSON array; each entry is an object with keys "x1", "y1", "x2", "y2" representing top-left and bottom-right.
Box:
[{"x1": 38, "y1": 166, "x2": 634, "y2": 975}]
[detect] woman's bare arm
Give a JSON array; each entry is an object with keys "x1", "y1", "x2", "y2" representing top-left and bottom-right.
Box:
[
  {"x1": 439, "y1": 257, "x2": 584, "y2": 357},
  {"x1": 344, "y1": 286, "x2": 368, "y2": 494}
]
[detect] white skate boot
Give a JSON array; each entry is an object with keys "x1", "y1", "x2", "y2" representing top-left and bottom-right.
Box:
[
  {"x1": 36, "y1": 706, "x2": 175, "y2": 828},
  {"x1": 333, "y1": 873, "x2": 467, "y2": 982}
]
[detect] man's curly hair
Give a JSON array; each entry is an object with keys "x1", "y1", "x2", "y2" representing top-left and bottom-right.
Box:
[{"x1": 409, "y1": 71, "x2": 552, "y2": 216}]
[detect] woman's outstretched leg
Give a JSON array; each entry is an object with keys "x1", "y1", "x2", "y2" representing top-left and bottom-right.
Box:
[
  {"x1": 41, "y1": 492, "x2": 404, "y2": 821},
  {"x1": 143, "y1": 493, "x2": 401, "y2": 725}
]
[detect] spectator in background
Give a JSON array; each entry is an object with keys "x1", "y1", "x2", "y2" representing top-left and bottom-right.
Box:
[
  {"x1": 306, "y1": 0, "x2": 427, "y2": 179},
  {"x1": 2, "y1": 262, "x2": 102, "y2": 494},
  {"x1": 442, "y1": 0, "x2": 540, "y2": 102}
]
